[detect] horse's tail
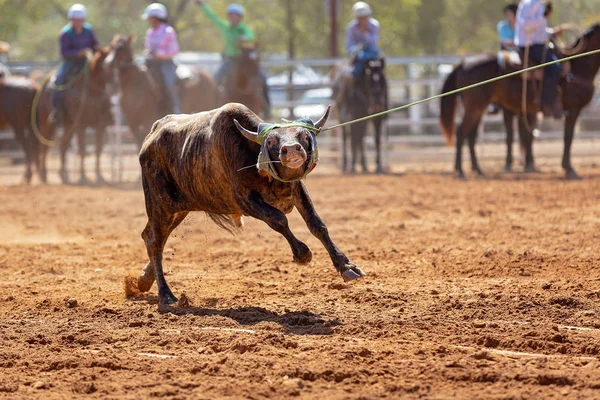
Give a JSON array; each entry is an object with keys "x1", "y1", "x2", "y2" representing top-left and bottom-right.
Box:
[{"x1": 439, "y1": 64, "x2": 461, "y2": 145}]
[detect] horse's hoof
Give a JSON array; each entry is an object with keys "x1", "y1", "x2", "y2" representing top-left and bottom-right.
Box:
[
  {"x1": 476, "y1": 171, "x2": 487, "y2": 179},
  {"x1": 524, "y1": 165, "x2": 539, "y2": 173},
  {"x1": 59, "y1": 170, "x2": 69, "y2": 184},
  {"x1": 96, "y1": 175, "x2": 107, "y2": 186},
  {"x1": 375, "y1": 166, "x2": 384, "y2": 174},
  {"x1": 503, "y1": 164, "x2": 512, "y2": 173},
  {"x1": 565, "y1": 168, "x2": 581, "y2": 180},
  {"x1": 78, "y1": 176, "x2": 89, "y2": 186},
  {"x1": 455, "y1": 170, "x2": 466, "y2": 180}
]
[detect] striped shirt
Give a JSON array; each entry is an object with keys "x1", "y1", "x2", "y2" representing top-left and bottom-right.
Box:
[
  {"x1": 145, "y1": 23, "x2": 180, "y2": 59},
  {"x1": 515, "y1": 0, "x2": 549, "y2": 46}
]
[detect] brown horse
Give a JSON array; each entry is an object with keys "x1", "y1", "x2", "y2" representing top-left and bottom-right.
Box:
[
  {"x1": 219, "y1": 45, "x2": 264, "y2": 116},
  {"x1": 0, "y1": 75, "x2": 53, "y2": 183},
  {"x1": 440, "y1": 23, "x2": 600, "y2": 179},
  {"x1": 49, "y1": 48, "x2": 114, "y2": 184},
  {"x1": 106, "y1": 35, "x2": 217, "y2": 148}
]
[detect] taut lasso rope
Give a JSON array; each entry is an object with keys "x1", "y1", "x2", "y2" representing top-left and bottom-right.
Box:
[{"x1": 320, "y1": 48, "x2": 600, "y2": 133}]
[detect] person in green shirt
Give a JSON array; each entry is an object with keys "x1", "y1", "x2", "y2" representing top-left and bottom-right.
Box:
[{"x1": 195, "y1": 1, "x2": 270, "y2": 116}]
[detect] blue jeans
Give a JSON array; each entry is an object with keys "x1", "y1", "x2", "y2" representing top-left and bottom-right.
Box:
[
  {"x1": 52, "y1": 61, "x2": 80, "y2": 110},
  {"x1": 158, "y1": 60, "x2": 180, "y2": 114},
  {"x1": 215, "y1": 58, "x2": 236, "y2": 86},
  {"x1": 523, "y1": 44, "x2": 561, "y2": 107},
  {"x1": 352, "y1": 46, "x2": 381, "y2": 78}
]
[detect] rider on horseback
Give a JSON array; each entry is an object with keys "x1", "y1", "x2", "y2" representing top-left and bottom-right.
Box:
[
  {"x1": 195, "y1": 0, "x2": 270, "y2": 117},
  {"x1": 498, "y1": 3, "x2": 518, "y2": 51},
  {"x1": 515, "y1": 0, "x2": 564, "y2": 118},
  {"x1": 50, "y1": 4, "x2": 99, "y2": 124},
  {"x1": 143, "y1": 3, "x2": 181, "y2": 114},
  {"x1": 336, "y1": 2, "x2": 383, "y2": 106},
  {"x1": 346, "y1": 2, "x2": 381, "y2": 79}
]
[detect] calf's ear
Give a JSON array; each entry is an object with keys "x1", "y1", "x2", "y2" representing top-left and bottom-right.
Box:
[{"x1": 234, "y1": 119, "x2": 260, "y2": 143}]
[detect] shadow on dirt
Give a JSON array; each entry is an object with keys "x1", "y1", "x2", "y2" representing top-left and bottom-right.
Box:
[{"x1": 130, "y1": 295, "x2": 339, "y2": 335}]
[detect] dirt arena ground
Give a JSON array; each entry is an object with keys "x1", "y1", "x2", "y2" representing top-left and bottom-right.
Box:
[{"x1": 1, "y1": 161, "x2": 600, "y2": 399}]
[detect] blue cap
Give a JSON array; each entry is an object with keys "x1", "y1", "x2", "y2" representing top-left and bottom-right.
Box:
[{"x1": 227, "y1": 3, "x2": 244, "y2": 16}]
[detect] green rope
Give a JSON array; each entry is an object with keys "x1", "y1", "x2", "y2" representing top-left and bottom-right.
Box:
[{"x1": 321, "y1": 48, "x2": 600, "y2": 132}]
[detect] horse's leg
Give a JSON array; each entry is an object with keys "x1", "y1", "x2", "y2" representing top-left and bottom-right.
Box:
[
  {"x1": 76, "y1": 128, "x2": 88, "y2": 185},
  {"x1": 454, "y1": 122, "x2": 466, "y2": 179},
  {"x1": 350, "y1": 124, "x2": 358, "y2": 174},
  {"x1": 503, "y1": 109, "x2": 514, "y2": 172},
  {"x1": 562, "y1": 109, "x2": 581, "y2": 180},
  {"x1": 518, "y1": 114, "x2": 537, "y2": 173},
  {"x1": 339, "y1": 127, "x2": 348, "y2": 173},
  {"x1": 95, "y1": 126, "x2": 106, "y2": 184},
  {"x1": 466, "y1": 111, "x2": 486, "y2": 178},
  {"x1": 13, "y1": 126, "x2": 33, "y2": 184},
  {"x1": 374, "y1": 118, "x2": 384, "y2": 174},
  {"x1": 360, "y1": 128, "x2": 368, "y2": 174},
  {"x1": 28, "y1": 128, "x2": 43, "y2": 184},
  {"x1": 39, "y1": 142, "x2": 49, "y2": 184},
  {"x1": 59, "y1": 124, "x2": 76, "y2": 184}
]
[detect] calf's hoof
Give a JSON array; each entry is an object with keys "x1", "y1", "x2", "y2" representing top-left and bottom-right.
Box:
[
  {"x1": 137, "y1": 275, "x2": 155, "y2": 292},
  {"x1": 341, "y1": 262, "x2": 366, "y2": 282},
  {"x1": 293, "y1": 243, "x2": 313, "y2": 265},
  {"x1": 159, "y1": 292, "x2": 179, "y2": 306}
]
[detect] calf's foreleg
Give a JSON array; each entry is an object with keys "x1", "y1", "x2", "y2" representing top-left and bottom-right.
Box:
[
  {"x1": 238, "y1": 191, "x2": 312, "y2": 265},
  {"x1": 293, "y1": 182, "x2": 365, "y2": 281}
]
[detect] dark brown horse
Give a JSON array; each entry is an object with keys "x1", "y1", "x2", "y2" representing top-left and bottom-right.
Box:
[
  {"x1": 219, "y1": 45, "x2": 264, "y2": 116},
  {"x1": 332, "y1": 59, "x2": 388, "y2": 174},
  {"x1": 440, "y1": 23, "x2": 600, "y2": 179},
  {"x1": 50, "y1": 48, "x2": 114, "y2": 184},
  {"x1": 106, "y1": 35, "x2": 218, "y2": 148},
  {"x1": 0, "y1": 75, "x2": 53, "y2": 183}
]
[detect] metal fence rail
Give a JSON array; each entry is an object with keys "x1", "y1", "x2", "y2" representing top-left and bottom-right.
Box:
[{"x1": 1, "y1": 55, "x2": 598, "y2": 181}]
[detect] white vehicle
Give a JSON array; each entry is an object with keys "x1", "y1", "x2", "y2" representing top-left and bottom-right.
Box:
[{"x1": 280, "y1": 87, "x2": 333, "y2": 120}]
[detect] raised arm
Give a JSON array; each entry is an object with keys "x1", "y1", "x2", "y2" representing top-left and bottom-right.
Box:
[{"x1": 198, "y1": 2, "x2": 229, "y2": 32}]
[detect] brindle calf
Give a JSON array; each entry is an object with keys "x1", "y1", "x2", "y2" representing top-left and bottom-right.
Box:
[{"x1": 134, "y1": 103, "x2": 365, "y2": 305}]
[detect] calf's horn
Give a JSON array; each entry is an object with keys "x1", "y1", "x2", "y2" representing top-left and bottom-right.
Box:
[
  {"x1": 234, "y1": 119, "x2": 260, "y2": 143},
  {"x1": 313, "y1": 105, "x2": 331, "y2": 133}
]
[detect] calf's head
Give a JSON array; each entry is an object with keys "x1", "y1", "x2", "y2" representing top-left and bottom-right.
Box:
[{"x1": 234, "y1": 106, "x2": 331, "y2": 182}]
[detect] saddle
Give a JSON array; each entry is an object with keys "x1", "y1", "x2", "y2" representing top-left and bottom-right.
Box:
[{"x1": 497, "y1": 50, "x2": 571, "y2": 80}]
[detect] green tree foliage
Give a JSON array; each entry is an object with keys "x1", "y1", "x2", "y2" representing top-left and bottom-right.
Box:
[{"x1": 0, "y1": 0, "x2": 598, "y2": 61}]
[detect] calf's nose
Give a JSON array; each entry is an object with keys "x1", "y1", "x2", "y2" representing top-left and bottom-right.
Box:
[{"x1": 281, "y1": 143, "x2": 302, "y2": 154}]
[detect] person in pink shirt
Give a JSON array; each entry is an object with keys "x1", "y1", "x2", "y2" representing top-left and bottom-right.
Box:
[{"x1": 142, "y1": 3, "x2": 181, "y2": 114}]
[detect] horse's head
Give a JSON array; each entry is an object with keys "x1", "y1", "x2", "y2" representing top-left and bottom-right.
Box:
[
  {"x1": 363, "y1": 58, "x2": 387, "y2": 112},
  {"x1": 584, "y1": 22, "x2": 600, "y2": 51},
  {"x1": 89, "y1": 46, "x2": 114, "y2": 88},
  {"x1": 105, "y1": 34, "x2": 134, "y2": 71},
  {"x1": 238, "y1": 43, "x2": 260, "y2": 78}
]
